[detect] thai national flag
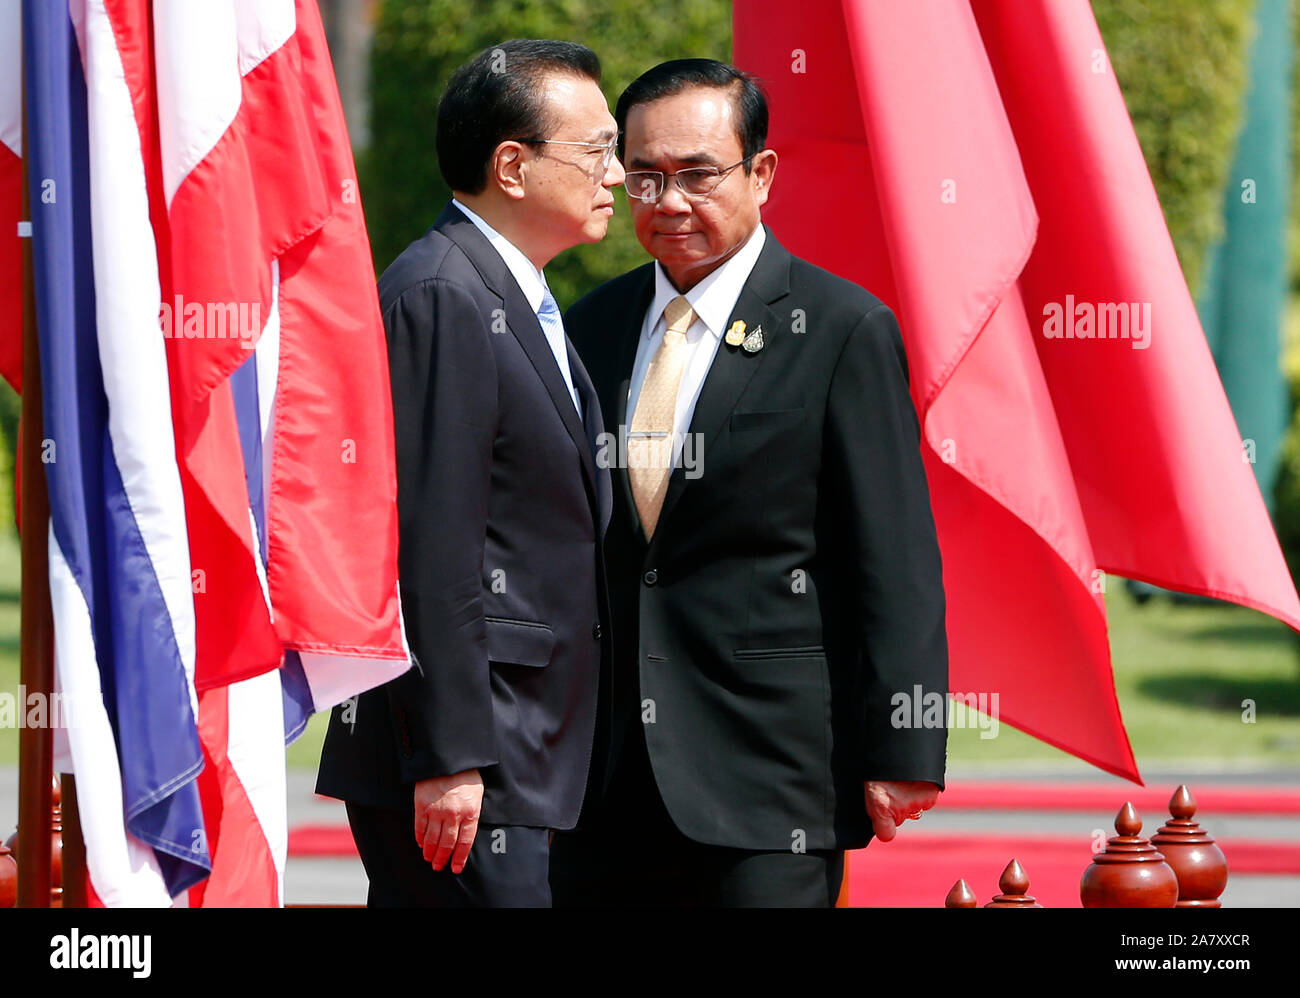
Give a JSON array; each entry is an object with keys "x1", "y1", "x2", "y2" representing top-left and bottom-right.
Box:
[{"x1": 3, "y1": 0, "x2": 409, "y2": 906}]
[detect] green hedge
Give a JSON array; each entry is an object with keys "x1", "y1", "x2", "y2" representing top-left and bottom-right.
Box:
[
  {"x1": 1274, "y1": 298, "x2": 1300, "y2": 591},
  {"x1": 1091, "y1": 0, "x2": 1255, "y2": 298}
]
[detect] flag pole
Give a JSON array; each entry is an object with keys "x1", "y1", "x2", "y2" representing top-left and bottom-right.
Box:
[
  {"x1": 60, "y1": 773, "x2": 86, "y2": 906},
  {"x1": 15, "y1": 42, "x2": 54, "y2": 909}
]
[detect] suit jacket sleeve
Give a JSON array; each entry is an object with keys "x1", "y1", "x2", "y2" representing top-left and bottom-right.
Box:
[
  {"x1": 824, "y1": 302, "x2": 948, "y2": 788},
  {"x1": 381, "y1": 278, "x2": 499, "y2": 784}
]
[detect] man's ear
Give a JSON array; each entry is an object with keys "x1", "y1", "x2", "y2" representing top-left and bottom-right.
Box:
[
  {"x1": 751, "y1": 149, "x2": 777, "y2": 208},
  {"x1": 491, "y1": 141, "x2": 528, "y2": 202}
]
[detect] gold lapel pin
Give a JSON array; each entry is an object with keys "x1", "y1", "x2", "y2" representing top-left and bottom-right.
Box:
[{"x1": 725, "y1": 320, "x2": 746, "y2": 347}]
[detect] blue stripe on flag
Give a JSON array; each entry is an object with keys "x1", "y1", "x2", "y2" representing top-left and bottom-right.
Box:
[
  {"x1": 230, "y1": 350, "x2": 314, "y2": 742},
  {"x1": 24, "y1": 0, "x2": 210, "y2": 895}
]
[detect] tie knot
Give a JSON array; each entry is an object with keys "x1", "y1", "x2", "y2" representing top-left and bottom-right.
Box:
[
  {"x1": 663, "y1": 295, "x2": 695, "y2": 335},
  {"x1": 538, "y1": 288, "x2": 560, "y2": 318}
]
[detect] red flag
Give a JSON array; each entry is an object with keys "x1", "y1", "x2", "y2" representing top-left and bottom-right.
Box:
[{"x1": 735, "y1": 0, "x2": 1300, "y2": 782}]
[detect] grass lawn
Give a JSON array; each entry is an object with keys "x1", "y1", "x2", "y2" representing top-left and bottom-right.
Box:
[
  {"x1": 946, "y1": 580, "x2": 1300, "y2": 772},
  {"x1": 2, "y1": 528, "x2": 1298, "y2": 775}
]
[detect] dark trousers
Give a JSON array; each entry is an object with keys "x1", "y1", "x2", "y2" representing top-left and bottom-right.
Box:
[
  {"x1": 550, "y1": 722, "x2": 844, "y2": 908},
  {"x1": 345, "y1": 801, "x2": 551, "y2": 907}
]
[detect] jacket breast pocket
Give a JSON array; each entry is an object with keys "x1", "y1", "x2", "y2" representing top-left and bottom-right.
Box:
[
  {"x1": 729, "y1": 407, "x2": 804, "y2": 433},
  {"x1": 484, "y1": 616, "x2": 555, "y2": 668}
]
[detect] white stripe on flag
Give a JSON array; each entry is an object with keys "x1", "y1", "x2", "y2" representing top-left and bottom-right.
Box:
[
  {"x1": 49, "y1": 525, "x2": 171, "y2": 908},
  {"x1": 0, "y1": 0, "x2": 21, "y2": 157},
  {"x1": 297, "y1": 618, "x2": 412, "y2": 712},
  {"x1": 225, "y1": 668, "x2": 288, "y2": 904},
  {"x1": 152, "y1": 0, "x2": 241, "y2": 205},
  {"x1": 153, "y1": 0, "x2": 296, "y2": 205},
  {"x1": 249, "y1": 258, "x2": 277, "y2": 616},
  {"x1": 256, "y1": 257, "x2": 280, "y2": 478},
  {"x1": 235, "y1": 0, "x2": 296, "y2": 77}
]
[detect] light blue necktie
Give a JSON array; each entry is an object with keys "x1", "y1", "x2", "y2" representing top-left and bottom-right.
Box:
[{"x1": 537, "y1": 287, "x2": 582, "y2": 418}]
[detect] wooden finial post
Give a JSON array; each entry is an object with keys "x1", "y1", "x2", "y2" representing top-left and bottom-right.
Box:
[
  {"x1": 1081, "y1": 802, "x2": 1179, "y2": 907},
  {"x1": 945, "y1": 878, "x2": 978, "y2": 908},
  {"x1": 1151, "y1": 785, "x2": 1228, "y2": 907},
  {"x1": 984, "y1": 859, "x2": 1043, "y2": 908}
]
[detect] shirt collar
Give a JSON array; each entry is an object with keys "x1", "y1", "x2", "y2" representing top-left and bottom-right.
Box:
[
  {"x1": 452, "y1": 198, "x2": 549, "y2": 312},
  {"x1": 647, "y1": 224, "x2": 767, "y2": 339}
]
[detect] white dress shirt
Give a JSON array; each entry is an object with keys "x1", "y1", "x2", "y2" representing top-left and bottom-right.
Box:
[
  {"x1": 626, "y1": 224, "x2": 767, "y2": 468},
  {"x1": 452, "y1": 198, "x2": 582, "y2": 416}
]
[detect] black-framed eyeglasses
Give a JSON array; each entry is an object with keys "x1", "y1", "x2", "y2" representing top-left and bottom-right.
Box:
[
  {"x1": 519, "y1": 136, "x2": 619, "y2": 172},
  {"x1": 623, "y1": 158, "x2": 752, "y2": 202}
]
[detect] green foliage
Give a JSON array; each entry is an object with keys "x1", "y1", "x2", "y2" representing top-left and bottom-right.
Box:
[
  {"x1": 1274, "y1": 295, "x2": 1300, "y2": 600},
  {"x1": 1292, "y1": 0, "x2": 1300, "y2": 288},
  {"x1": 1091, "y1": 0, "x2": 1255, "y2": 297},
  {"x1": 0, "y1": 381, "x2": 17, "y2": 536},
  {"x1": 361, "y1": 0, "x2": 731, "y2": 308}
]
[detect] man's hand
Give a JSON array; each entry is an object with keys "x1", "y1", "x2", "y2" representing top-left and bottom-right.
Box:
[
  {"x1": 863, "y1": 780, "x2": 940, "y2": 843},
  {"x1": 413, "y1": 769, "x2": 483, "y2": 874}
]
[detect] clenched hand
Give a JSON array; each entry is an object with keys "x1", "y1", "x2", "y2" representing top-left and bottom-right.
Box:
[
  {"x1": 414, "y1": 768, "x2": 483, "y2": 874},
  {"x1": 863, "y1": 780, "x2": 940, "y2": 842}
]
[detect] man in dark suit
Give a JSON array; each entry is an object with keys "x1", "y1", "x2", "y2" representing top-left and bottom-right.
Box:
[
  {"x1": 550, "y1": 59, "x2": 948, "y2": 907},
  {"x1": 315, "y1": 39, "x2": 621, "y2": 907}
]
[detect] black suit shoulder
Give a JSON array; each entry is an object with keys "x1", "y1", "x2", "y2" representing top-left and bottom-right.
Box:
[
  {"x1": 783, "y1": 253, "x2": 909, "y2": 380},
  {"x1": 785, "y1": 254, "x2": 893, "y2": 333},
  {"x1": 568, "y1": 261, "x2": 655, "y2": 318},
  {"x1": 566, "y1": 262, "x2": 655, "y2": 350},
  {"x1": 786, "y1": 253, "x2": 885, "y2": 315},
  {"x1": 376, "y1": 227, "x2": 496, "y2": 315}
]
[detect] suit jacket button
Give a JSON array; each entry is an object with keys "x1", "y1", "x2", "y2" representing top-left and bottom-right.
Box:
[
  {"x1": 592, "y1": 622, "x2": 603, "y2": 641},
  {"x1": 643, "y1": 569, "x2": 658, "y2": 586}
]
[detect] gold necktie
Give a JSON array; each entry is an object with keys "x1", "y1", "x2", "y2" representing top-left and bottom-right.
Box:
[{"x1": 628, "y1": 295, "x2": 696, "y2": 538}]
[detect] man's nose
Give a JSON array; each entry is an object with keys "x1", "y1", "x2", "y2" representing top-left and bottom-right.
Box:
[
  {"x1": 604, "y1": 155, "x2": 626, "y2": 187},
  {"x1": 656, "y1": 178, "x2": 691, "y2": 214}
]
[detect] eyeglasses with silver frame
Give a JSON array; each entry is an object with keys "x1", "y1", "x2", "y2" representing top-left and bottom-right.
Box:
[
  {"x1": 623, "y1": 158, "x2": 752, "y2": 203},
  {"x1": 520, "y1": 135, "x2": 620, "y2": 172}
]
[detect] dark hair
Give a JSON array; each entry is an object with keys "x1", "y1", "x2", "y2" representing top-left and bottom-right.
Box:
[
  {"x1": 436, "y1": 39, "x2": 602, "y2": 194},
  {"x1": 615, "y1": 59, "x2": 768, "y2": 171}
]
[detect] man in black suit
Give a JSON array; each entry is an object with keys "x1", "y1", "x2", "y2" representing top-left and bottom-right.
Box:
[
  {"x1": 315, "y1": 39, "x2": 622, "y2": 907},
  {"x1": 550, "y1": 59, "x2": 948, "y2": 907}
]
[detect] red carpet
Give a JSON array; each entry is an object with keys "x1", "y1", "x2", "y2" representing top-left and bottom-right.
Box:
[
  {"x1": 847, "y1": 832, "x2": 1300, "y2": 908},
  {"x1": 940, "y1": 782, "x2": 1300, "y2": 815},
  {"x1": 287, "y1": 824, "x2": 1299, "y2": 908},
  {"x1": 294, "y1": 783, "x2": 1300, "y2": 906},
  {"x1": 289, "y1": 824, "x2": 358, "y2": 858}
]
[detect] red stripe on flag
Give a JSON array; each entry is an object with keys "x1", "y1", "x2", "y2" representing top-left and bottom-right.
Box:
[
  {"x1": 1, "y1": 143, "x2": 22, "y2": 392},
  {"x1": 190, "y1": 685, "x2": 279, "y2": 907}
]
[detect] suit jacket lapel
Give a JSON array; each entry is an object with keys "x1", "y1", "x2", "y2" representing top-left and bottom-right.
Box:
[
  {"x1": 648, "y1": 229, "x2": 792, "y2": 553},
  {"x1": 436, "y1": 204, "x2": 600, "y2": 505},
  {"x1": 570, "y1": 341, "x2": 613, "y2": 538}
]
